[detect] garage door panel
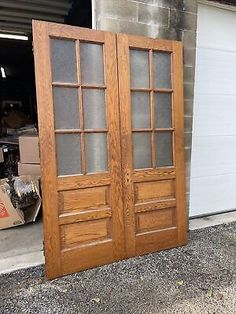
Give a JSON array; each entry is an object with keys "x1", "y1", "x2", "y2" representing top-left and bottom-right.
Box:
[
  {"x1": 191, "y1": 136, "x2": 236, "y2": 177},
  {"x1": 198, "y1": 5, "x2": 236, "y2": 51},
  {"x1": 196, "y1": 49, "x2": 236, "y2": 94},
  {"x1": 190, "y1": 4, "x2": 236, "y2": 216},
  {"x1": 190, "y1": 174, "x2": 236, "y2": 216},
  {"x1": 193, "y1": 96, "x2": 236, "y2": 136}
]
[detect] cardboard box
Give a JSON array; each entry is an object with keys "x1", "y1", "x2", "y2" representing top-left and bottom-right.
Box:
[
  {"x1": 18, "y1": 162, "x2": 41, "y2": 176},
  {"x1": 19, "y1": 133, "x2": 40, "y2": 164},
  {"x1": 0, "y1": 147, "x2": 3, "y2": 163},
  {"x1": 0, "y1": 177, "x2": 41, "y2": 230}
]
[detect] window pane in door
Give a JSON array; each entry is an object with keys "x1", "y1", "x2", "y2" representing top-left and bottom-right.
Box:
[
  {"x1": 153, "y1": 52, "x2": 171, "y2": 89},
  {"x1": 131, "y1": 92, "x2": 150, "y2": 129},
  {"x1": 85, "y1": 133, "x2": 108, "y2": 173},
  {"x1": 53, "y1": 87, "x2": 80, "y2": 129},
  {"x1": 155, "y1": 132, "x2": 173, "y2": 167},
  {"x1": 80, "y1": 43, "x2": 104, "y2": 85},
  {"x1": 132, "y1": 132, "x2": 152, "y2": 169},
  {"x1": 154, "y1": 93, "x2": 172, "y2": 128},
  {"x1": 130, "y1": 50, "x2": 149, "y2": 88},
  {"x1": 51, "y1": 39, "x2": 77, "y2": 83},
  {"x1": 56, "y1": 134, "x2": 82, "y2": 176},
  {"x1": 83, "y1": 89, "x2": 106, "y2": 129}
]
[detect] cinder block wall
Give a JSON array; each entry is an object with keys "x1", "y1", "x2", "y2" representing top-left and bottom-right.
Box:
[{"x1": 93, "y1": 0, "x2": 198, "y2": 213}]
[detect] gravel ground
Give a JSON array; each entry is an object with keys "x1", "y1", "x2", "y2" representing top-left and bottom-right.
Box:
[{"x1": 0, "y1": 222, "x2": 236, "y2": 314}]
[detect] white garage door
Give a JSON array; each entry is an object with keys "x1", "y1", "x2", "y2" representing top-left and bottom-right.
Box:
[{"x1": 190, "y1": 4, "x2": 236, "y2": 216}]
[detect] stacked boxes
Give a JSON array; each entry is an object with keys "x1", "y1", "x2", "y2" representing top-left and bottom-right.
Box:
[{"x1": 18, "y1": 133, "x2": 41, "y2": 176}]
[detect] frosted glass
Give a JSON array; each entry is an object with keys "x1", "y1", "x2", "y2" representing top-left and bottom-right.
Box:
[
  {"x1": 53, "y1": 87, "x2": 80, "y2": 129},
  {"x1": 56, "y1": 134, "x2": 82, "y2": 175},
  {"x1": 51, "y1": 39, "x2": 77, "y2": 83},
  {"x1": 132, "y1": 132, "x2": 152, "y2": 169},
  {"x1": 83, "y1": 89, "x2": 106, "y2": 129},
  {"x1": 154, "y1": 93, "x2": 172, "y2": 128},
  {"x1": 130, "y1": 49, "x2": 149, "y2": 88},
  {"x1": 80, "y1": 43, "x2": 104, "y2": 85},
  {"x1": 85, "y1": 133, "x2": 108, "y2": 173},
  {"x1": 153, "y1": 52, "x2": 172, "y2": 89},
  {"x1": 155, "y1": 132, "x2": 173, "y2": 167},
  {"x1": 132, "y1": 92, "x2": 150, "y2": 129}
]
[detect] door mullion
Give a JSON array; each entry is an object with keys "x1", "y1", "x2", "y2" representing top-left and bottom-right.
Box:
[{"x1": 76, "y1": 40, "x2": 86, "y2": 174}]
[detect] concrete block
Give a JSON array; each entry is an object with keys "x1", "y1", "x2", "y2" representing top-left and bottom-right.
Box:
[
  {"x1": 183, "y1": 48, "x2": 196, "y2": 67},
  {"x1": 97, "y1": 17, "x2": 160, "y2": 38},
  {"x1": 183, "y1": 0, "x2": 197, "y2": 14},
  {"x1": 184, "y1": 99, "x2": 194, "y2": 116},
  {"x1": 185, "y1": 191, "x2": 190, "y2": 211},
  {"x1": 158, "y1": 26, "x2": 182, "y2": 41},
  {"x1": 96, "y1": 0, "x2": 138, "y2": 22},
  {"x1": 184, "y1": 132, "x2": 192, "y2": 148},
  {"x1": 97, "y1": 17, "x2": 121, "y2": 33},
  {"x1": 182, "y1": 30, "x2": 196, "y2": 49},
  {"x1": 185, "y1": 161, "x2": 192, "y2": 178},
  {"x1": 138, "y1": 3, "x2": 169, "y2": 27},
  {"x1": 170, "y1": 9, "x2": 197, "y2": 31},
  {"x1": 184, "y1": 65, "x2": 195, "y2": 84},
  {"x1": 184, "y1": 116, "x2": 193, "y2": 133},
  {"x1": 184, "y1": 82, "x2": 194, "y2": 100},
  {"x1": 185, "y1": 146, "x2": 192, "y2": 163},
  {"x1": 185, "y1": 176, "x2": 190, "y2": 193}
]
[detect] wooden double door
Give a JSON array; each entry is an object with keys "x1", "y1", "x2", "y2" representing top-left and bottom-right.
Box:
[{"x1": 33, "y1": 21, "x2": 186, "y2": 279}]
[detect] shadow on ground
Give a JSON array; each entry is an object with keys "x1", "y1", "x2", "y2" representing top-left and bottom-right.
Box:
[{"x1": 0, "y1": 222, "x2": 236, "y2": 314}]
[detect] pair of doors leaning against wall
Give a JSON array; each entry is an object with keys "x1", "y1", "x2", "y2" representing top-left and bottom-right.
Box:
[{"x1": 33, "y1": 21, "x2": 186, "y2": 279}]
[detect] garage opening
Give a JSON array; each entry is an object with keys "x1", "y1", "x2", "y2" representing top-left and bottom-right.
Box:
[{"x1": 0, "y1": 0, "x2": 92, "y2": 273}]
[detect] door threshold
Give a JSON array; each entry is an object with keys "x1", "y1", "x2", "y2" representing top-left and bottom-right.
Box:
[{"x1": 189, "y1": 210, "x2": 236, "y2": 230}]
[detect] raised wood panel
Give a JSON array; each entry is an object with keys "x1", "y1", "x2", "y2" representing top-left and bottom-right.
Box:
[
  {"x1": 136, "y1": 228, "x2": 178, "y2": 256},
  {"x1": 136, "y1": 207, "x2": 176, "y2": 234},
  {"x1": 59, "y1": 186, "x2": 109, "y2": 213},
  {"x1": 135, "y1": 180, "x2": 175, "y2": 203},
  {"x1": 61, "y1": 218, "x2": 111, "y2": 249},
  {"x1": 61, "y1": 240, "x2": 114, "y2": 275}
]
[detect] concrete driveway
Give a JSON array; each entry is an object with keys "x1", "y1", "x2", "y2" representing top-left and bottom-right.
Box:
[{"x1": 0, "y1": 222, "x2": 235, "y2": 314}]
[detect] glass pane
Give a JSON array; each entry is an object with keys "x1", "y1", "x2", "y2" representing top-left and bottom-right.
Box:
[
  {"x1": 56, "y1": 134, "x2": 82, "y2": 176},
  {"x1": 130, "y1": 50, "x2": 149, "y2": 88},
  {"x1": 155, "y1": 132, "x2": 173, "y2": 167},
  {"x1": 80, "y1": 43, "x2": 104, "y2": 85},
  {"x1": 153, "y1": 52, "x2": 171, "y2": 89},
  {"x1": 154, "y1": 93, "x2": 172, "y2": 128},
  {"x1": 53, "y1": 87, "x2": 80, "y2": 129},
  {"x1": 51, "y1": 39, "x2": 77, "y2": 83},
  {"x1": 132, "y1": 92, "x2": 150, "y2": 129},
  {"x1": 85, "y1": 133, "x2": 107, "y2": 173},
  {"x1": 132, "y1": 132, "x2": 152, "y2": 169},
  {"x1": 83, "y1": 89, "x2": 106, "y2": 129}
]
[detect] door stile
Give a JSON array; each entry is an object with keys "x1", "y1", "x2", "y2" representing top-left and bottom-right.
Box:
[
  {"x1": 104, "y1": 31, "x2": 126, "y2": 259},
  {"x1": 33, "y1": 20, "x2": 61, "y2": 278},
  {"x1": 116, "y1": 33, "x2": 136, "y2": 257},
  {"x1": 172, "y1": 41, "x2": 187, "y2": 245}
]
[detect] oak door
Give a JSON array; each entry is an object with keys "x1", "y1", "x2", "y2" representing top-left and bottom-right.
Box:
[
  {"x1": 117, "y1": 34, "x2": 186, "y2": 257},
  {"x1": 33, "y1": 21, "x2": 125, "y2": 279}
]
